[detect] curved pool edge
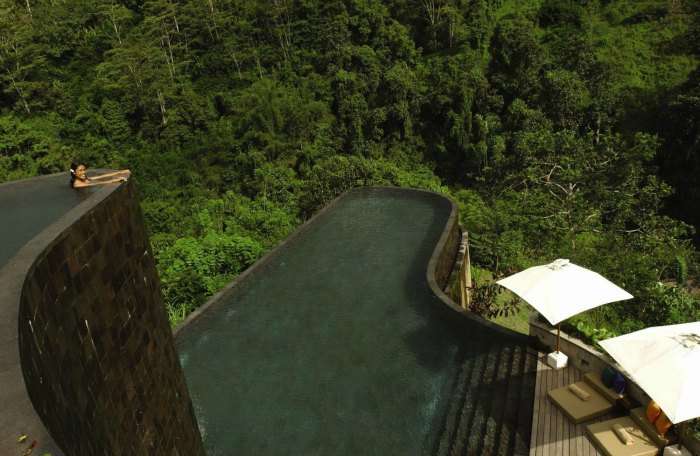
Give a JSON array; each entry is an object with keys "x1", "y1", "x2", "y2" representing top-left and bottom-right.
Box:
[
  {"x1": 1, "y1": 172, "x2": 205, "y2": 456},
  {"x1": 0, "y1": 173, "x2": 117, "y2": 456},
  {"x1": 420, "y1": 188, "x2": 534, "y2": 344},
  {"x1": 173, "y1": 185, "x2": 532, "y2": 344},
  {"x1": 172, "y1": 186, "x2": 352, "y2": 338}
]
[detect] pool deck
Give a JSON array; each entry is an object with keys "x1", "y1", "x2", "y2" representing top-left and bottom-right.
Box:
[{"x1": 529, "y1": 354, "x2": 616, "y2": 456}]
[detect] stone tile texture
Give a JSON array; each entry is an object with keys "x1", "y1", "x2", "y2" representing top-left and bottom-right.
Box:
[{"x1": 10, "y1": 178, "x2": 204, "y2": 456}]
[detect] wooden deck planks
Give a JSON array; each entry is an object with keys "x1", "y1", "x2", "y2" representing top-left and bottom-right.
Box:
[
  {"x1": 557, "y1": 364, "x2": 567, "y2": 456},
  {"x1": 543, "y1": 359, "x2": 557, "y2": 455},
  {"x1": 528, "y1": 354, "x2": 609, "y2": 456},
  {"x1": 557, "y1": 364, "x2": 565, "y2": 453},
  {"x1": 529, "y1": 359, "x2": 544, "y2": 456}
]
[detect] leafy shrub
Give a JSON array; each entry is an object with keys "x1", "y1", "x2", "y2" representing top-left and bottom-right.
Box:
[
  {"x1": 620, "y1": 6, "x2": 667, "y2": 25},
  {"x1": 157, "y1": 233, "x2": 263, "y2": 324},
  {"x1": 639, "y1": 283, "x2": 700, "y2": 326},
  {"x1": 567, "y1": 282, "x2": 699, "y2": 348},
  {"x1": 162, "y1": 269, "x2": 208, "y2": 326},
  {"x1": 217, "y1": 193, "x2": 299, "y2": 246},
  {"x1": 538, "y1": 0, "x2": 584, "y2": 28},
  {"x1": 469, "y1": 282, "x2": 520, "y2": 318},
  {"x1": 299, "y1": 155, "x2": 447, "y2": 216},
  {"x1": 569, "y1": 319, "x2": 619, "y2": 348},
  {"x1": 691, "y1": 419, "x2": 700, "y2": 442},
  {"x1": 675, "y1": 255, "x2": 688, "y2": 285}
]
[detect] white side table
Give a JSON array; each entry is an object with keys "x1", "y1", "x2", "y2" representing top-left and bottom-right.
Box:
[{"x1": 663, "y1": 444, "x2": 693, "y2": 456}]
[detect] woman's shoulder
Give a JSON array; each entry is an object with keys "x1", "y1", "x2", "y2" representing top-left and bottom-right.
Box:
[{"x1": 71, "y1": 178, "x2": 90, "y2": 188}]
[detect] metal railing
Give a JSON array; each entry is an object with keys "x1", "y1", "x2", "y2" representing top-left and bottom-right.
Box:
[{"x1": 458, "y1": 231, "x2": 472, "y2": 310}]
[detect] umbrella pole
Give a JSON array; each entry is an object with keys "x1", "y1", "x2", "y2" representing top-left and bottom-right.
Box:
[{"x1": 556, "y1": 323, "x2": 561, "y2": 353}]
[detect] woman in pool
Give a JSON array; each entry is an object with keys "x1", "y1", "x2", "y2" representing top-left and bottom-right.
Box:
[{"x1": 70, "y1": 162, "x2": 131, "y2": 188}]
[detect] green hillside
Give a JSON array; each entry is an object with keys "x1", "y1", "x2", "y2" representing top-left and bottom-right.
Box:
[{"x1": 1, "y1": 0, "x2": 698, "y2": 339}]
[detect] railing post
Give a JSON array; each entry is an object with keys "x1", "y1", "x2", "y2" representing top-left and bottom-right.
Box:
[
  {"x1": 456, "y1": 231, "x2": 471, "y2": 311},
  {"x1": 464, "y1": 232, "x2": 471, "y2": 309},
  {"x1": 459, "y1": 259, "x2": 466, "y2": 310}
]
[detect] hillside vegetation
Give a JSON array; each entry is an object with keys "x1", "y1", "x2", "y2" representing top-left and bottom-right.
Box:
[{"x1": 1, "y1": 0, "x2": 698, "y2": 338}]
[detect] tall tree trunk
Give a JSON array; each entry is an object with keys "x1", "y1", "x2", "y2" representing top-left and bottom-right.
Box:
[
  {"x1": 127, "y1": 63, "x2": 142, "y2": 89},
  {"x1": 422, "y1": 0, "x2": 441, "y2": 26},
  {"x1": 448, "y1": 17, "x2": 454, "y2": 48},
  {"x1": 167, "y1": 0, "x2": 180, "y2": 32},
  {"x1": 423, "y1": 0, "x2": 434, "y2": 25},
  {"x1": 160, "y1": 23, "x2": 176, "y2": 81},
  {"x1": 109, "y1": 6, "x2": 123, "y2": 44},
  {"x1": 157, "y1": 89, "x2": 167, "y2": 125},
  {"x1": 668, "y1": 0, "x2": 682, "y2": 16},
  {"x1": 271, "y1": 0, "x2": 291, "y2": 61},
  {"x1": 207, "y1": 0, "x2": 220, "y2": 40},
  {"x1": 255, "y1": 53, "x2": 263, "y2": 79},
  {"x1": 8, "y1": 73, "x2": 30, "y2": 114},
  {"x1": 229, "y1": 48, "x2": 242, "y2": 79}
]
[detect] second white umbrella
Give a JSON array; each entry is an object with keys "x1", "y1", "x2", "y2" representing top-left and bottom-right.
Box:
[{"x1": 599, "y1": 321, "x2": 700, "y2": 424}]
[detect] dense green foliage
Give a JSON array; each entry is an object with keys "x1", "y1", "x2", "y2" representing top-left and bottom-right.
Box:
[{"x1": 1, "y1": 0, "x2": 698, "y2": 337}]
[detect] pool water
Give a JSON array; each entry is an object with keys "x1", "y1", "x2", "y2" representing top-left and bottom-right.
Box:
[
  {"x1": 175, "y1": 189, "x2": 531, "y2": 455},
  {"x1": 0, "y1": 174, "x2": 95, "y2": 268}
]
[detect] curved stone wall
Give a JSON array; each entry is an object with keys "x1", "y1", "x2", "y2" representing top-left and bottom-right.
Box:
[
  {"x1": 1, "y1": 176, "x2": 204, "y2": 455},
  {"x1": 424, "y1": 191, "x2": 460, "y2": 290},
  {"x1": 420, "y1": 188, "x2": 534, "y2": 343}
]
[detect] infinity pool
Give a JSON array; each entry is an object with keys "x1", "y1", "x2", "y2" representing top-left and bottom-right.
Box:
[
  {"x1": 0, "y1": 175, "x2": 95, "y2": 268},
  {"x1": 175, "y1": 188, "x2": 534, "y2": 455}
]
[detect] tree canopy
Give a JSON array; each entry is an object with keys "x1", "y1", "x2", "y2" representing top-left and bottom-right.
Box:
[{"x1": 1, "y1": 0, "x2": 698, "y2": 337}]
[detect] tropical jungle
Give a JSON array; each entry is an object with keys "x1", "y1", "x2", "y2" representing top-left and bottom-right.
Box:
[{"x1": 1, "y1": 0, "x2": 699, "y2": 348}]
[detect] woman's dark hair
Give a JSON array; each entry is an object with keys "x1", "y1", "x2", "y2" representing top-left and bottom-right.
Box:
[{"x1": 69, "y1": 161, "x2": 82, "y2": 187}]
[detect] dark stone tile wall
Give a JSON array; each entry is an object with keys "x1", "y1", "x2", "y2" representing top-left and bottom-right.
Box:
[{"x1": 17, "y1": 180, "x2": 205, "y2": 456}]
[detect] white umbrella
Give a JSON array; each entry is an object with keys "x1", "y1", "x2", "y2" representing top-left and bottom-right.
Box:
[
  {"x1": 497, "y1": 259, "x2": 633, "y2": 351},
  {"x1": 599, "y1": 321, "x2": 700, "y2": 424}
]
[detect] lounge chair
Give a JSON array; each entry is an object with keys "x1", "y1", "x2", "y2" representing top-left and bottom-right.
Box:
[
  {"x1": 585, "y1": 406, "x2": 676, "y2": 456},
  {"x1": 547, "y1": 372, "x2": 624, "y2": 424}
]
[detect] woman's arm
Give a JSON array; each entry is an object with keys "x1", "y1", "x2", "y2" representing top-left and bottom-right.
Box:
[
  {"x1": 90, "y1": 169, "x2": 130, "y2": 180},
  {"x1": 73, "y1": 177, "x2": 127, "y2": 188}
]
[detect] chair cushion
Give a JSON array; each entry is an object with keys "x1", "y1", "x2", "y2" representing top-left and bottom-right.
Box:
[
  {"x1": 613, "y1": 372, "x2": 627, "y2": 394},
  {"x1": 548, "y1": 381, "x2": 614, "y2": 424},
  {"x1": 613, "y1": 423, "x2": 635, "y2": 445},
  {"x1": 602, "y1": 366, "x2": 617, "y2": 388},
  {"x1": 630, "y1": 406, "x2": 674, "y2": 447},
  {"x1": 646, "y1": 401, "x2": 661, "y2": 424},
  {"x1": 585, "y1": 372, "x2": 625, "y2": 402},
  {"x1": 586, "y1": 416, "x2": 661, "y2": 456},
  {"x1": 655, "y1": 413, "x2": 672, "y2": 437},
  {"x1": 569, "y1": 383, "x2": 591, "y2": 401}
]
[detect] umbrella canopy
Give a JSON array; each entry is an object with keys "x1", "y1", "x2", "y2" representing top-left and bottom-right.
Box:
[
  {"x1": 496, "y1": 259, "x2": 633, "y2": 325},
  {"x1": 599, "y1": 321, "x2": 700, "y2": 424}
]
